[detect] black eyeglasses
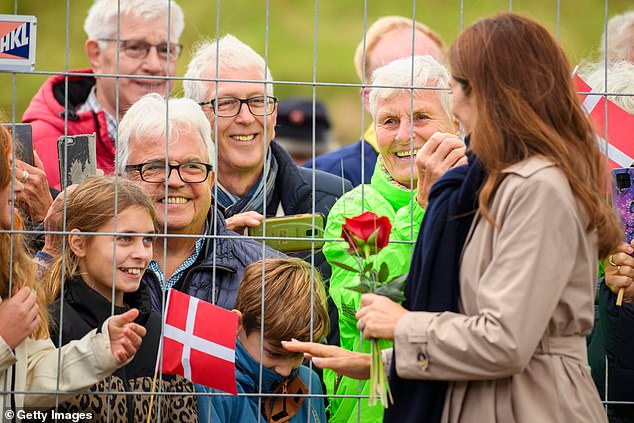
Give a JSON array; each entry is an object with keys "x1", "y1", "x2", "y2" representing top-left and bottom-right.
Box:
[
  {"x1": 198, "y1": 96, "x2": 278, "y2": 117},
  {"x1": 99, "y1": 39, "x2": 183, "y2": 61},
  {"x1": 125, "y1": 162, "x2": 213, "y2": 183}
]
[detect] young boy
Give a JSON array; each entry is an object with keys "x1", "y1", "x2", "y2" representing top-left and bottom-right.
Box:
[{"x1": 197, "y1": 258, "x2": 329, "y2": 422}]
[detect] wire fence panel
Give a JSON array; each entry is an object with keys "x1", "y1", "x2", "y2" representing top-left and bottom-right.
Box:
[{"x1": 0, "y1": 1, "x2": 633, "y2": 422}]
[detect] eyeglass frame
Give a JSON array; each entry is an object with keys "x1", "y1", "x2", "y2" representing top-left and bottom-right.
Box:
[
  {"x1": 125, "y1": 161, "x2": 214, "y2": 184},
  {"x1": 98, "y1": 38, "x2": 183, "y2": 60},
  {"x1": 198, "y1": 96, "x2": 278, "y2": 117}
]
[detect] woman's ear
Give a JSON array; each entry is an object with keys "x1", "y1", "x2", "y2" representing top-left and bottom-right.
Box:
[{"x1": 68, "y1": 229, "x2": 87, "y2": 258}]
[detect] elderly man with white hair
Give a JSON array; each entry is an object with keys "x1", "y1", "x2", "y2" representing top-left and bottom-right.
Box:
[
  {"x1": 320, "y1": 55, "x2": 465, "y2": 423},
  {"x1": 118, "y1": 93, "x2": 277, "y2": 312},
  {"x1": 183, "y1": 35, "x2": 350, "y2": 292},
  {"x1": 184, "y1": 35, "x2": 349, "y2": 227},
  {"x1": 23, "y1": 0, "x2": 185, "y2": 190}
]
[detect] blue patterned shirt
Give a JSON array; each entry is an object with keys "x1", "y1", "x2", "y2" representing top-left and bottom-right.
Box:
[{"x1": 148, "y1": 234, "x2": 205, "y2": 291}]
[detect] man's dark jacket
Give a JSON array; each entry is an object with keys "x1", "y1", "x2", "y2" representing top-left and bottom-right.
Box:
[{"x1": 142, "y1": 208, "x2": 280, "y2": 313}]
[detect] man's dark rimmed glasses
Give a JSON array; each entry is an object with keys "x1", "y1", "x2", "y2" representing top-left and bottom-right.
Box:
[
  {"x1": 99, "y1": 39, "x2": 183, "y2": 61},
  {"x1": 198, "y1": 96, "x2": 278, "y2": 117},
  {"x1": 125, "y1": 162, "x2": 213, "y2": 183}
]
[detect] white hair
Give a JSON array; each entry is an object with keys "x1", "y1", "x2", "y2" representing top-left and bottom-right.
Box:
[
  {"x1": 600, "y1": 10, "x2": 634, "y2": 63},
  {"x1": 84, "y1": 0, "x2": 185, "y2": 42},
  {"x1": 117, "y1": 93, "x2": 216, "y2": 174},
  {"x1": 581, "y1": 60, "x2": 634, "y2": 116},
  {"x1": 183, "y1": 34, "x2": 274, "y2": 103},
  {"x1": 369, "y1": 55, "x2": 452, "y2": 121}
]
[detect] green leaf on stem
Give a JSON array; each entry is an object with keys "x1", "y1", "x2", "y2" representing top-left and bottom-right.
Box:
[
  {"x1": 347, "y1": 281, "x2": 371, "y2": 294},
  {"x1": 330, "y1": 260, "x2": 361, "y2": 273},
  {"x1": 384, "y1": 274, "x2": 407, "y2": 291},
  {"x1": 378, "y1": 262, "x2": 389, "y2": 283},
  {"x1": 375, "y1": 284, "x2": 406, "y2": 302}
]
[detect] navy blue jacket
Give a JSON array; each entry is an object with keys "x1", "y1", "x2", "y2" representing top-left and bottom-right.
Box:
[
  {"x1": 267, "y1": 141, "x2": 351, "y2": 220},
  {"x1": 303, "y1": 139, "x2": 378, "y2": 188},
  {"x1": 269, "y1": 141, "x2": 351, "y2": 347},
  {"x1": 143, "y1": 208, "x2": 280, "y2": 313},
  {"x1": 588, "y1": 279, "x2": 634, "y2": 422}
]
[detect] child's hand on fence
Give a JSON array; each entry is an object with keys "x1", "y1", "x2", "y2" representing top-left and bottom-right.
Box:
[{"x1": 107, "y1": 308, "x2": 147, "y2": 363}]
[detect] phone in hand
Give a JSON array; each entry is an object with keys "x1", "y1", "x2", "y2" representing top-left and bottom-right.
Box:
[
  {"x1": 2, "y1": 123, "x2": 33, "y2": 166},
  {"x1": 611, "y1": 168, "x2": 634, "y2": 243},
  {"x1": 246, "y1": 213, "x2": 325, "y2": 253},
  {"x1": 57, "y1": 134, "x2": 96, "y2": 189}
]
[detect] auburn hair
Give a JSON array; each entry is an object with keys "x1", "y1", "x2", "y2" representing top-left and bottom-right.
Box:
[
  {"x1": 448, "y1": 12, "x2": 621, "y2": 258},
  {"x1": 235, "y1": 258, "x2": 329, "y2": 346},
  {"x1": 0, "y1": 125, "x2": 49, "y2": 339}
]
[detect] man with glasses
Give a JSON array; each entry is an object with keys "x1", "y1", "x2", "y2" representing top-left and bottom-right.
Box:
[
  {"x1": 184, "y1": 34, "x2": 351, "y2": 348},
  {"x1": 118, "y1": 93, "x2": 278, "y2": 312},
  {"x1": 183, "y1": 34, "x2": 349, "y2": 241},
  {"x1": 23, "y1": 0, "x2": 184, "y2": 190}
]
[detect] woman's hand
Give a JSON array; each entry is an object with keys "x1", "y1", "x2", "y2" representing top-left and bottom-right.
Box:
[
  {"x1": 107, "y1": 308, "x2": 147, "y2": 363},
  {"x1": 356, "y1": 293, "x2": 408, "y2": 340},
  {"x1": 415, "y1": 132, "x2": 467, "y2": 208},
  {"x1": 14, "y1": 153, "x2": 53, "y2": 222},
  {"x1": 282, "y1": 340, "x2": 371, "y2": 380},
  {"x1": 605, "y1": 241, "x2": 634, "y2": 303},
  {"x1": 0, "y1": 287, "x2": 40, "y2": 349},
  {"x1": 226, "y1": 211, "x2": 264, "y2": 234}
]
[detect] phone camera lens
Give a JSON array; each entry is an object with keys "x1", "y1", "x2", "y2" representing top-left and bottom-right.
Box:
[{"x1": 616, "y1": 172, "x2": 631, "y2": 190}]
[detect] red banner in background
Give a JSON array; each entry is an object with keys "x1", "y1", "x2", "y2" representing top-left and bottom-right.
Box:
[{"x1": 575, "y1": 74, "x2": 634, "y2": 170}]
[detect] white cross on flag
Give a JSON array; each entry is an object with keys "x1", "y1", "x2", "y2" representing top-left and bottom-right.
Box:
[
  {"x1": 159, "y1": 289, "x2": 238, "y2": 395},
  {"x1": 575, "y1": 74, "x2": 634, "y2": 170}
]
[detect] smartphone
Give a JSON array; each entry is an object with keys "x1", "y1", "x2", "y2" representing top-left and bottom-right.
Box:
[
  {"x1": 246, "y1": 213, "x2": 325, "y2": 253},
  {"x1": 2, "y1": 123, "x2": 33, "y2": 166},
  {"x1": 611, "y1": 168, "x2": 634, "y2": 243},
  {"x1": 57, "y1": 134, "x2": 96, "y2": 189}
]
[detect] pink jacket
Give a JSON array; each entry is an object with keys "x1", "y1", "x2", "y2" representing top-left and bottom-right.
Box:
[{"x1": 22, "y1": 69, "x2": 115, "y2": 190}]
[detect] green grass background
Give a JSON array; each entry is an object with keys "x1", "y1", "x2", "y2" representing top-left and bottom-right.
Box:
[{"x1": 1, "y1": 0, "x2": 632, "y2": 145}]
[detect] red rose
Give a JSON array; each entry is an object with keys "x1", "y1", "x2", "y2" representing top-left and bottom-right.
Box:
[{"x1": 341, "y1": 211, "x2": 392, "y2": 257}]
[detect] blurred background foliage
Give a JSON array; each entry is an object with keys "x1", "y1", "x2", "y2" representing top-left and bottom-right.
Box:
[{"x1": 1, "y1": 0, "x2": 632, "y2": 145}]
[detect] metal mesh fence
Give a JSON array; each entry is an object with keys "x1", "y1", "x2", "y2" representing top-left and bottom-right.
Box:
[{"x1": 0, "y1": 0, "x2": 633, "y2": 422}]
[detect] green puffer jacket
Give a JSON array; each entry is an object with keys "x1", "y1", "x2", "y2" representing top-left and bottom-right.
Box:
[{"x1": 322, "y1": 160, "x2": 425, "y2": 423}]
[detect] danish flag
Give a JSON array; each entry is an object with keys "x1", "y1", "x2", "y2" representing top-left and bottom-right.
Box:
[
  {"x1": 159, "y1": 289, "x2": 238, "y2": 395},
  {"x1": 575, "y1": 74, "x2": 634, "y2": 170}
]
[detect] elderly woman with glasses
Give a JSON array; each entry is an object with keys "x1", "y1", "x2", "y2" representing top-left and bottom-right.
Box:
[{"x1": 319, "y1": 55, "x2": 465, "y2": 423}]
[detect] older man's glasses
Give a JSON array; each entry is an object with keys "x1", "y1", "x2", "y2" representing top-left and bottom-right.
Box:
[
  {"x1": 198, "y1": 96, "x2": 278, "y2": 117},
  {"x1": 99, "y1": 39, "x2": 183, "y2": 61},
  {"x1": 125, "y1": 162, "x2": 213, "y2": 183}
]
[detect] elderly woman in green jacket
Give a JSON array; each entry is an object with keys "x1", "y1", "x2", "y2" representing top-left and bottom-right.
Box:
[{"x1": 322, "y1": 55, "x2": 465, "y2": 423}]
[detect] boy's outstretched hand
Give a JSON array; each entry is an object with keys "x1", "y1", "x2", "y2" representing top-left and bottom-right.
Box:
[{"x1": 107, "y1": 308, "x2": 146, "y2": 363}]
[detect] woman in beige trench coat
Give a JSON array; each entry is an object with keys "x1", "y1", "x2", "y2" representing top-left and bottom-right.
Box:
[{"x1": 284, "y1": 12, "x2": 622, "y2": 423}]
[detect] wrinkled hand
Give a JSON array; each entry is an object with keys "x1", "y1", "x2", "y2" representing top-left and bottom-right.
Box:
[
  {"x1": 226, "y1": 211, "x2": 264, "y2": 234},
  {"x1": 356, "y1": 293, "x2": 408, "y2": 340},
  {"x1": 605, "y1": 241, "x2": 634, "y2": 303},
  {"x1": 15, "y1": 153, "x2": 53, "y2": 222},
  {"x1": 0, "y1": 287, "x2": 40, "y2": 349},
  {"x1": 282, "y1": 340, "x2": 371, "y2": 380},
  {"x1": 415, "y1": 132, "x2": 467, "y2": 208},
  {"x1": 107, "y1": 309, "x2": 146, "y2": 364}
]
